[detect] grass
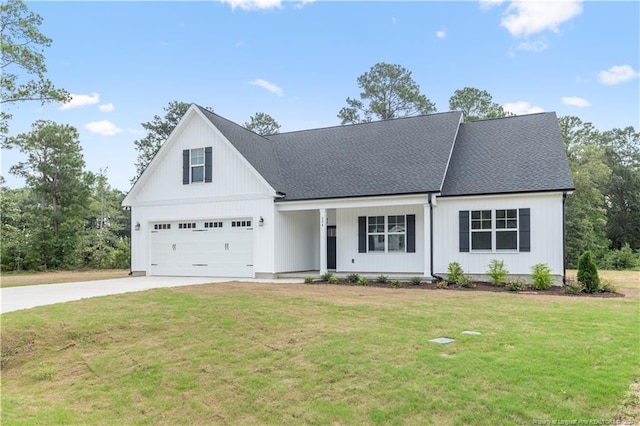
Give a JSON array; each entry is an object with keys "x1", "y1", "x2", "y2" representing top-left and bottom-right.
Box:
[
  {"x1": 0, "y1": 269, "x2": 130, "y2": 288},
  {"x1": 1, "y1": 282, "x2": 638, "y2": 424},
  {"x1": 566, "y1": 269, "x2": 640, "y2": 290}
]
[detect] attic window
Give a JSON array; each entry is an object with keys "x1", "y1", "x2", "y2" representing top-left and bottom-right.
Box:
[
  {"x1": 183, "y1": 147, "x2": 212, "y2": 185},
  {"x1": 191, "y1": 148, "x2": 205, "y2": 183}
]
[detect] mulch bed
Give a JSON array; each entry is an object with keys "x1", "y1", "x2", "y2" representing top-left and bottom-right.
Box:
[{"x1": 308, "y1": 279, "x2": 625, "y2": 298}]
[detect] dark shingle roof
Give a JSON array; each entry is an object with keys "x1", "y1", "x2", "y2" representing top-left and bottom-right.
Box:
[
  {"x1": 440, "y1": 112, "x2": 574, "y2": 196},
  {"x1": 269, "y1": 112, "x2": 463, "y2": 200}
]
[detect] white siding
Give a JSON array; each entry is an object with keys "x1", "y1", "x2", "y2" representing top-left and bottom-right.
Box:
[
  {"x1": 132, "y1": 112, "x2": 272, "y2": 204},
  {"x1": 274, "y1": 210, "x2": 319, "y2": 272},
  {"x1": 433, "y1": 192, "x2": 564, "y2": 278},
  {"x1": 336, "y1": 205, "x2": 424, "y2": 273},
  {"x1": 131, "y1": 199, "x2": 275, "y2": 276}
]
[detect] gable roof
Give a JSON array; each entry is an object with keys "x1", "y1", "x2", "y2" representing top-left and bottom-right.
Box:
[{"x1": 440, "y1": 112, "x2": 574, "y2": 196}]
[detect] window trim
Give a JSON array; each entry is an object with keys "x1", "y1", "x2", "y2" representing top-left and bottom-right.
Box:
[
  {"x1": 190, "y1": 148, "x2": 205, "y2": 184},
  {"x1": 466, "y1": 209, "x2": 522, "y2": 253},
  {"x1": 366, "y1": 215, "x2": 407, "y2": 254}
]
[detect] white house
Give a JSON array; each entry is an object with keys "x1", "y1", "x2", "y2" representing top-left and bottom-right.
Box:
[{"x1": 122, "y1": 105, "x2": 574, "y2": 283}]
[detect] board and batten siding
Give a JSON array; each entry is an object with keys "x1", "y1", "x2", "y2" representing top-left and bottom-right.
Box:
[
  {"x1": 336, "y1": 205, "x2": 424, "y2": 273},
  {"x1": 274, "y1": 210, "x2": 319, "y2": 273},
  {"x1": 132, "y1": 112, "x2": 272, "y2": 203},
  {"x1": 131, "y1": 198, "x2": 275, "y2": 276},
  {"x1": 432, "y1": 192, "x2": 565, "y2": 277}
]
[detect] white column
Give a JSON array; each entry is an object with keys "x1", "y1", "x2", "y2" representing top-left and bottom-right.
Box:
[
  {"x1": 319, "y1": 208, "x2": 327, "y2": 275},
  {"x1": 424, "y1": 202, "x2": 432, "y2": 278}
]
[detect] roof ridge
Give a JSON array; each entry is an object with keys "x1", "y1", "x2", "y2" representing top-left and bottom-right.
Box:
[
  {"x1": 195, "y1": 104, "x2": 272, "y2": 141},
  {"x1": 461, "y1": 111, "x2": 555, "y2": 124}
]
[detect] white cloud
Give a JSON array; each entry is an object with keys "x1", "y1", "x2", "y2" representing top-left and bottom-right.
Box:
[
  {"x1": 98, "y1": 103, "x2": 114, "y2": 112},
  {"x1": 516, "y1": 37, "x2": 548, "y2": 52},
  {"x1": 501, "y1": 0, "x2": 583, "y2": 37},
  {"x1": 436, "y1": 29, "x2": 447, "y2": 39},
  {"x1": 222, "y1": 0, "x2": 281, "y2": 11},
  {"x1": 294, "y1": 0, "x2": 315, "y2": 9},
  {"x1": 60, "y1": 93, "x2": 100, "y2": 110},
  {"x1": 561, "y1": 96, "x2": 590, "y2": 107},
  {"x1": 503, "y1": 101, "x2": 545, "y2": 115},
  {"x1": 392, "y1": 17, "x2": 397, "y2": 25},
  {"x1": 249, "y1": 78, "x2": 284, "y2": 97},
  {"x1": 85, "y1": 120, "x2": 122, "y2": 136},
  {"x1": 480, "y1": 0, "x2": 504, "y2": 10},
  {"x1": 598, "y1": 65, "x2": 639, "y2": 85}
]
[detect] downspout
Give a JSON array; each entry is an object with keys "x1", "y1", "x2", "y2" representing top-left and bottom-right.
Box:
[
  {"x1": 429, "y1": 194, "x2": 444, "y2": 282},
  {"x1": 562, "y1": 191, "x2": 568, "y2": 285}
]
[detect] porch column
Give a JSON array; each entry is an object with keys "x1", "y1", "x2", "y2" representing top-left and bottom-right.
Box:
[
  {"x1": 423, "y1": 202, "x2": 432, "y2": 278},
  {"x1": 319, "y1": 208, "x2": 327, "y2": 275}
]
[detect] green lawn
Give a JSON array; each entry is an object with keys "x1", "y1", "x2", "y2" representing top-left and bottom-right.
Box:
[{"x1": 1, "y1": 282, "x2": 638, "y2": 424}]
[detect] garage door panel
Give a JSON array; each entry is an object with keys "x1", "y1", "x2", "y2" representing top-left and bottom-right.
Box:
[{"x1": 149, "y1": 222, "x2": 253, "y2": 277}]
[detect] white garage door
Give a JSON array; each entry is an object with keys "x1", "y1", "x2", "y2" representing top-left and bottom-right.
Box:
[{"x1": 149, "y1": 219, "x2": 253, "y2": 277}]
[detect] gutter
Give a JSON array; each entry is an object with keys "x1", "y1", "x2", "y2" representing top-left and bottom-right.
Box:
[
  {"x1": 429, "y1": 194, "x2": 444, "y2": 282},
  {"x1": 562, "y1": 191, "x2": 568, "y2": 285}
]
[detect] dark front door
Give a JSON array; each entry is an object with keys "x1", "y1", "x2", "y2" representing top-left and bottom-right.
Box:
[{"x1": 327, "y1": 226, "x2": 336, "y2": 269}]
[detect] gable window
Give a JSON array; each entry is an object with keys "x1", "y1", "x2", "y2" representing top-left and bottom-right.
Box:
[
  {"x1": 459, "y1": 209, "x2": 530, "y2": 253},
  {"x1": 183, "y1": 146, "x2": 212, "y2": 184},
  {"x1": 471, "y1": 210, "x2": 492, "y2": 250},
  {"x1": 190, "y1": 148, "x2": 205, "y2": 183}
]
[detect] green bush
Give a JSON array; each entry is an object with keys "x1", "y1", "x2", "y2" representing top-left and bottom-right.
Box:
[
  {"x1": 346, "y1": 273, "x2": 360, "y2": 283},
  {"x1": 390, "y1": 279, "x2": 401, "y2": 288},
  {"x1": 577, "y1": 251, "x2": 600, "y2": 293},
  {"x1": 376, "y1": 274, "x2": 388, "y2": 284},
  {"x1": 601, "y1": 280, "x2": 617, "y2": 293},
  {"x1": 304, "y1": 276, "x2": 314, "y2": 283},
  {"x1": 328, "y1": 276, "x2": 339, "y2": 284},
  {"x1": 564, "y1": 279, "x2": 584, "y2": 295},
  {"x1": 507, "y1": 278, "x2": 527, "y2": 292},
  {"x1": 458, "y1": 274, "x2": 474, "y2": 288},
  {"x1": 446, "y1": 262, "x2": 464, "y2": 284},
  {"x1": 320, "y1": 272, "x2": 334, "y2": 282},
  {"x1": 436, "y1": 281, "x2": 448, "y2": 289},
  {"x1": 409, "y1": 277, "x2": 422, "y2": 286},
  {"x1": 602, "y1": 244, "x2": 638, "y2": 270},
  {"x1": 357, "y1": 277, "x2": 368, "y2": 286},
  {"x1": 531, "y1": 263, "x2": 553, "y2": 290},
  {"x1": 487, "y1": 259, "x2": 508, "y2": 286}
]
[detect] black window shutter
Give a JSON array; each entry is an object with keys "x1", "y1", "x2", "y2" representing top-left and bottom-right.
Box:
[
  {"x1": 407, "y1": 214, "x2": 416, "y2": 253},
  {"x1": 459, "y1": 210, "x2": 470, "y2": 252},
  {"x1": 519, "y1": 208, "x2": 531, "y2": 252},
  {"x1": 182, "y1": 149, "x2": 189, "y2": 184},
  {"x1": 205, "y1": 146, "x2": 213, "y2": 183},
  {"x1": 358, "y1": 216, "x2": 366, "y2": 253}
]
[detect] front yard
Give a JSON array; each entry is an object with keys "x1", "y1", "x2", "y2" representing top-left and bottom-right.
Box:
[{"x1": 1, "y1": 280, "x2": 638, "y2": 424}]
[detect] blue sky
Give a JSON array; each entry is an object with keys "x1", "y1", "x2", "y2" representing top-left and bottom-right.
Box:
[{"x1": 2, "y1": 0, "x2": 638, "y2": 192}]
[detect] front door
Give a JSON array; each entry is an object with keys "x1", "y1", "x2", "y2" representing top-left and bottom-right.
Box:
[{"x1": 327, "y1": 226, "x2": 336, "y2": 269}]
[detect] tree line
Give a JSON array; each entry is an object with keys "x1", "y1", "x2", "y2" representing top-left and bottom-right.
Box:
[{"x1": 1, "y1": 1, "x2": 637, "y2": 271}]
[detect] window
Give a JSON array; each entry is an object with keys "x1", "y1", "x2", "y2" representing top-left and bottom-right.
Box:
[
  {"x1": 496, "y1": 209, "x2": 518, "y2": 250},
  {"x1": 460, "y1": 208, "x2": 529, "y2": 253},
  {"x1": 178, "y1": 223, "x2": 196, "y2": 229},
  {"x1": 231, "y1": 220, "x2": 252, "y2": 228},
  {"x1": 154, "y1": 223, "x2": 171, "y2": 230},
  {"x1": 204, "y1": 222, "x2": 223, "y2": 229},
  {"x1": 471, "y1": 210, "x2": 492, "y2": 250},
  {"x1": 367, "y1": 215, "x2": 406, "y2": 253},
  {"x1": 190, "y1": 148, "x2": 204, "y2": 183}
]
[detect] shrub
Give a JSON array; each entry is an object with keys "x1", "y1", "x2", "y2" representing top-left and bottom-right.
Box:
[
  {"x1": 601, "y1": 280, "x2": 617, "y2": 293},
  {"x1": 390, "y1": 279, "x2": 401, "y2": 288},
  {"x1": 376, "y1": 274, "x2": 389, "y2": 284},
  {"x1": 602, "y1": 244, "x2": 638, "y2": 270},
  {"x1": 564, "y1": 279, "x2": 584, "y2": 295},
  {"x1": 507, "y1": 278, "x2": 527, "y2": 292},
  {"x1": 328, "y1": 276, "x2": 339, "y2": 284},
  {"x1": 304, "y1": 276, "x2": 314, "y2": 283},
  {"x1": 577, "y1": 251, "x2": 600, "y2": 293},
  {"x1": 487, "y1": 259, "x2": 508, "y2": 286},
  {"x1": 346, "y1": 273, "x2": 360, "y2": 283},
  {"x1": 446, "y1": 262, "x2": 464, "y2": 284},
  {"x1": 436, "y1": 281, "x2": 449, "y2": 289},
  {"x1": 357, "y1": 277, "x2": 368, "y2": 286},
  {"x1": 409, "y1": 277, "x2": 422, "y2": 286},
  {"x1": 458, "y1": 274, "x2": 474, "y2": 288},
  {"x1": 531, "y1": 263, "x2": 553, "y2": 290},
  {"x1": 320, "y1": 272, "x2": 334, "y2": 282}
]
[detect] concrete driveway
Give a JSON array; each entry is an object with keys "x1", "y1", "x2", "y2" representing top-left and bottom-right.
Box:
[{"x1": 1, "y1": 276, "x2": 303, "y2": 314}]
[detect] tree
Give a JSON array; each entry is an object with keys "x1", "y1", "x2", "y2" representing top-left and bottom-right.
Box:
[
  {"x1": 4, "y1": 120, "x2": 91, "y2": 269},
  {"x1": 337, "y1": 62, "x2": 436, "y2": 125},
  {"x1": 244, "y1": 112, "x2": 281, "y2": 136},
  {"x1": 448, "y1": 87, "x2": 511, "y2": 121},
  {"x1": 1, "y1": 0, "x2": 69, "y2": 135},
  {"x1": 131, "y1": 101, "x2": 191, "y2": 183}
]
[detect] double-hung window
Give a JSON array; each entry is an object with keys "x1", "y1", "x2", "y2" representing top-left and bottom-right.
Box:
[
  {"x1": 368, "y1": 216, "x2": 385, "y2": 252},
  {"x1": 387, "y1": 215, "x2": 406, "y2": 252},
  {"x1": 190, "y1": 148, "x2": 205, "y2": 183},
  {"x1": 460, "y1": 208, "x2": 529, "y2": 253},
  {"x1": 471, "y1": 210, "x2": 492, "y2": 250},
  {"x1": 367, "y1": 215, "x2": 406, "y2": 253},
  {"x1": 496, "y1": 209, "x2": 518, "y2": 250}
]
